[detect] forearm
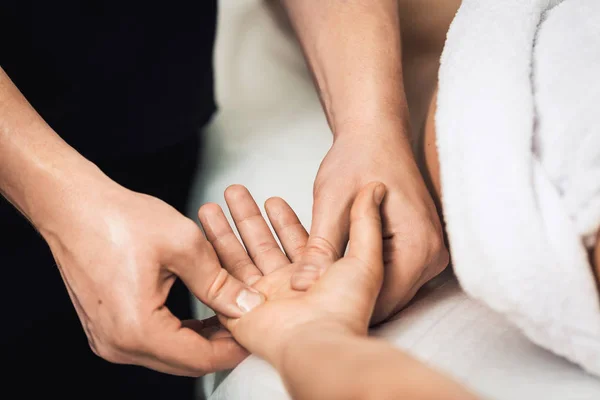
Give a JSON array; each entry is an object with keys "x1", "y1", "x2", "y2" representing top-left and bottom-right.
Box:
[
  {"x1": 281, "y1": 0, "x2": 409, "y2": 138},
  {"x1": 276, "y1": 329, "x2": 477, "y2": 400},
  {"x1": 0, "y1": 68, "x2": 110, "y2": 230}
]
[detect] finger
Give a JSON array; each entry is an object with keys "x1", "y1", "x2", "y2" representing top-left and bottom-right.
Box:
[
  {"x1": 141, "y1": 310, "x2": 248, "y2": 376},
  {"x1": 346, "y1": 182, "x2": 386, "y2": 264},
  {"x1": 290, "y1": 264, "x2": 322, "y2": 290},
  {"x1": 224, "y1": 185, "x2": 290, "y2": 274},
  {"x1": 165, "y1": 222, "x2": 264, "y2": 319},
  {"x1": 313, "y1": 183, "x2": 386, "y2": 312},
  {"x1": 305, "y1": 192, "x2": 350, "y2": 263},
  {"x1": 264, "y1": 197, "x2": 308, "y2": 262},
  {"x1": 290, "y1": 186, "x2": 351, "y2": 291},
  {"x1": 199, "y1": 203, "x2": 262, "y2": 285}
]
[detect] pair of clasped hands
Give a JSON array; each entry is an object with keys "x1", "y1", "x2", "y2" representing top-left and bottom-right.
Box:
[{"x1": 48, "y1": 135, "x2": 449, "y2": 377}]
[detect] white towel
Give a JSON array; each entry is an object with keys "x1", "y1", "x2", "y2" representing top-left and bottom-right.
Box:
[{"x1": 436, "y1": 0, "x2": 600, "y2": 376}]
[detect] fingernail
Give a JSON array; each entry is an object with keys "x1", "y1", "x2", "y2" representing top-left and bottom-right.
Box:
[
  {"x1": 374, "y1": 184, "x2": 386, "y2": 204},
  {"x1": 236, "y1": 288, "x2": 264, "y2": 313}
]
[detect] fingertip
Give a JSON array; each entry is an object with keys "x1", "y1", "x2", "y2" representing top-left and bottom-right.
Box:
[
  {"x1": 224, "y1": 184, "x2": 250, "y2": 203},
  {"x1": 264, "y1": 196, "x2": 285, "y2": 212},
  {"x1": 197, "y1": 203, "x2": 228, "y2": 241},
  {"x1": 351, "y1": 181, "x2": 386, "y2": 217},
  {"x1": 198, "y1": 202, "x2": 223, "y2": 220},
  {"x1": 264, "y1": 196, "x2": 295, "y2": 222}
]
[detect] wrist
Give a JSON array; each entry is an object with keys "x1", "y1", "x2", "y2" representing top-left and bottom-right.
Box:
[
  {"x1": 331, "y1": 113, "x2": 411, "y2": 145},
  {"x1": 330, "y1": 118, "x2": 418, "y2": 169},
  {"x1": 28, "y1": 151, "x2": 120, "y2": 236},
  {"x1": 274, "y1": 321, "x2": 358, "y2": 372}
]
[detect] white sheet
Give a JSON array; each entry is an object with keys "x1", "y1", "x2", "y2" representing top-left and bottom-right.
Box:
[
  {"x1": 210, "y1": 272, "x2": 600, "y2": 400},
  {"x1": 189, "y1": 1, "x2": 600, "y2": 398}
]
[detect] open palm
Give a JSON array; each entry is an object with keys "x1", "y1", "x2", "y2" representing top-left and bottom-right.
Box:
[{"x1": 198, "y1": 183, "x2": 386, "y2": 365}]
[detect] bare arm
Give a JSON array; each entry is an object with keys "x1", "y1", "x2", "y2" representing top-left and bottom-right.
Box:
[
  {"x1": 0, "y1": 67, "x2": 102, "y2": 227},
  {"x1": 280, "y1": 0, "x2": 408, "y2": 134},
  {"x1": 278, "y1": 328, "x2": 477, "y2": 400}
]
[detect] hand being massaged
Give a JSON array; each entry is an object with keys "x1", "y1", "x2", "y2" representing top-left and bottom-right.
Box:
[
  {"x1": 197, "y1": 183, "x2": 476, "y2": 400},
  {"x1": 197, "y1": 182, "x2": 387, "y2": 364}
]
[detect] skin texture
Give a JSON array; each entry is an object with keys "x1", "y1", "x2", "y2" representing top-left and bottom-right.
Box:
[{"x1": 199, "y1": 183, "x2": 478, "y2": 400}]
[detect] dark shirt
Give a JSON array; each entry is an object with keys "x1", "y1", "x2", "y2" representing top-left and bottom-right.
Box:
[{"x1": 0, "y1": 1, "x2": 218, "y2": 161}]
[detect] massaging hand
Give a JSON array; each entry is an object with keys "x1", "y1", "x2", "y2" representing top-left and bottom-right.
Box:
[
  {"x1": 42, "y1": 181, "x2": 263, "y2": 376},
  {"x1": 198, "y1": 183, "x2": 385, "y2": 364},
  {"x1": 298, "y1": 129, "x2": 449, "y2": 322}
]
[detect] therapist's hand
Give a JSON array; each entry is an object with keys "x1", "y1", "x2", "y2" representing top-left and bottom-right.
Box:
[
  {"x1": 40, "y1": 179, "x2": 263, "y2": 376},
  {"x1": 297, "y1": 124, "x2": 449, "y2": 323},
  {"x1": 198, "y1": 183, "x2": 386, "y2": 365}
]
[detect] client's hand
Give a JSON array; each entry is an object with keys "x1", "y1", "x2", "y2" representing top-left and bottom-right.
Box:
[{"x1": 198, "y1": 182, "x2": 386, "y2": 366}]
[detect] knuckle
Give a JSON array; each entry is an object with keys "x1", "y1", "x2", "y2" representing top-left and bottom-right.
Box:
[
  {"x1": 423, "y1": 223, "x2": 449, "y2": 271},
  {"x1": 288, "y1": 241, "x2": 306, "y2": 258},
  {"x1": 105, "y1": 317, "x2": 148, "y2": 358},
  {"x1": 93, "y1": 343, "x2": 124, "y2": 364},
  {"x1": 82, "y1": 313, "x2": 149, "y2": 366},
  {"x1": 229, "y1": 257, "x2": 254, "y2": 275},
  {"x1": 83, "y1": 323, "x2": 128, "y2": 364},
  {"x1": 89, "y1": 332, "x2": 130, "y2": 364},
  {"x1": 194, "y1": 358, "x2": 212, "y2": 377},
  {"x1": 410, "y1": 221, "x2": 449, "y2": 280},
  {"x1": 305, "y1": 236, "x2": 340, "y2": 261},
  {"x1": 250, "y1": 241, "x2": 280, "y2": 261},
  {"x1": 110, "y1": 334, "x2": 139, "y2": 355},
  {"x1": 254, "y1": 240, "x2": 279, "y2": 255},
  {"x1": 178, "y1": 220, "x2": 207, "y2": 252},
  {"x1": 387, "y1": 216, "x2": 448, "y2": 271},
  {"x1": 431, "y1": 241, "x2": 450, "y2": 274}
]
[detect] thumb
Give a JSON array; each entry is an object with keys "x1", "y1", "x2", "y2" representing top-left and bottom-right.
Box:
[
  {"x1": 166, "y1": 229, "x2": 264, "y2": 318},
  {"x1": 312, "y1": 182, "x2": 386, "y2": 312},
  {"x1": 291, "y1": 188, "x2": 352, "y2": 290}
]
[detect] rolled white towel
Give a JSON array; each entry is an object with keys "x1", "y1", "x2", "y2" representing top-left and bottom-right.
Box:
[{"x1": 436, "y1": 0, "x2": 600, "y2": 376}]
